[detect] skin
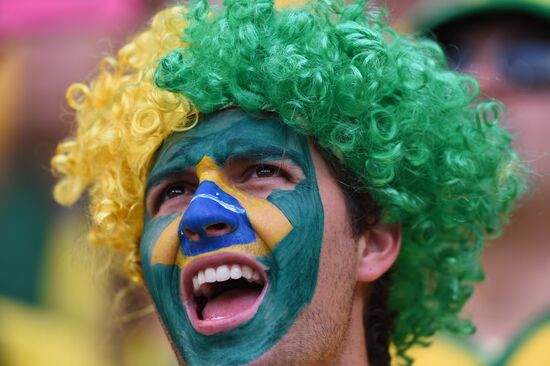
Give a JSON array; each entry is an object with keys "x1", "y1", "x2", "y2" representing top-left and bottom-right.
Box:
[{"x1": 140, "y1": 109, "x2": 401, "y2": 365}]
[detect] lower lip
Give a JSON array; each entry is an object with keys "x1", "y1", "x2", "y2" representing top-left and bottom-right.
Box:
[{"x1": 181, "y1": 254, "x2": 268, "y2": 335}]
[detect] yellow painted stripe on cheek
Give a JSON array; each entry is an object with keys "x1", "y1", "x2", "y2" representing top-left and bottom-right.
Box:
[
  {"x1": 151, "y1": 214, "x2": 183, "y2": 265},
  {"x1": 196, "y1": 157, "x2": 293, "y2": 250},
  {"x1": 151, "y1": 215, "x2": 271, "y2": 268}
]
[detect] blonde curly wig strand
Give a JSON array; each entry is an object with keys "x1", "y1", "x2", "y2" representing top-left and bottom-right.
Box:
[{"x1": 51, "y1": 7, "x2": 198, "y2": 282}]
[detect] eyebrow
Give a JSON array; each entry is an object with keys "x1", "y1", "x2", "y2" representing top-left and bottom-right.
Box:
[
  {"x1": 146, "y1": 168, "x2": 195, "y2": 194},
  {"x1": 223, "y1": 144, "x2": 301, "y2": 164}
]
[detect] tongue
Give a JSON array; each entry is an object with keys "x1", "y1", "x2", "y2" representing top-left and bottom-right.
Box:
[{"x1": 202, "y1": 289, "x2": 260, "y2": 321}]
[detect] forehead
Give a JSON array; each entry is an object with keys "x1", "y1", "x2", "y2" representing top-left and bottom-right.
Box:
[
  {"x1": 180, "y1": 109, "x2": 288, "y2": 141},
  {"x1": 148, "y1": 110, "x2": 309, "y2": 183}
]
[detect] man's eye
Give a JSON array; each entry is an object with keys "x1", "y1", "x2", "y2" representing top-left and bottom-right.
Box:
[
  {"x1": 151, "y1": 182, "x2": 195, "y2": 216},
  {"x1": 254, "y1": 165, "x2": 280, "y2": 178},
  {"x1": 231, "y1": 160, "x2": 302, "y2": 196},
  {"x1": 160, "y1": 182, "x2": 196, "y2": 203},
  {"x1": 164, "y1": 184, "x2": 187, "y2": 200}
]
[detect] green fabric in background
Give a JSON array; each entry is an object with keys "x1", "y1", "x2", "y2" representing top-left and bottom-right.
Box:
[{"x1": 0, "y1": 166, "x2": 52, "y2": 305}]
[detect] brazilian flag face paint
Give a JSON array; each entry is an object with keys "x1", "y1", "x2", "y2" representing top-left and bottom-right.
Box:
[{"x1": 141, "y1": 110, "x2": 324, "y2": 365}]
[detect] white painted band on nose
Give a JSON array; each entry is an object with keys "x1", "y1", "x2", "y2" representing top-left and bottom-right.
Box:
[{"x1": 190, "y1": 193, "x2": 246, "y2": 214}]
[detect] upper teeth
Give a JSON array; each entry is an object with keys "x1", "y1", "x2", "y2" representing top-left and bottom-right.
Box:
[{"x1": 192, "y1": 264, "x2": 262, "y2": 294}]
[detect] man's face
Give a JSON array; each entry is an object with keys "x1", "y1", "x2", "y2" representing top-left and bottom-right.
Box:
[{"x1": 140, "y1": 110, "x2": 360, "y2": 365}]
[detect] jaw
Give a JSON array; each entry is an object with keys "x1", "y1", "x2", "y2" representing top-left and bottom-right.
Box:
[{"x1": 181, "y1": 252, "x2": 269, "y2": 335}]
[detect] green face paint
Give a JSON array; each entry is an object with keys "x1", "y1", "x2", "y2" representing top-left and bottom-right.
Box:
[{"x1": 140, "y1": 109, "x2": 324, "y2": 365}]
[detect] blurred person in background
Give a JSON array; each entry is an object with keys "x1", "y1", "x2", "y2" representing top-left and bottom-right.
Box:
[
  {"x1": 0, "y1": 0, "x2": 177, "y2": 365},
  {"x1": 395, "y1": 1, "x2": 550, "y2": 365}
]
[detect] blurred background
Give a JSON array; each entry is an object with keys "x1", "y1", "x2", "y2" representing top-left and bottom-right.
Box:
[
  {"x1": 392, "y1": 1, "x2": 550, "y2": 366},
  {"x1": 0, "y1": 0, "x2": 177, "y2": 365},
  {"x1": 0, "y1": 0, "x2": 548, "y2": 365}
]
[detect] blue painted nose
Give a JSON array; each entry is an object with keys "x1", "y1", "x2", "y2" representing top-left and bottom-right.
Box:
[{"x1": 178, "y1": 181, "x2": 256, "y2": 256}]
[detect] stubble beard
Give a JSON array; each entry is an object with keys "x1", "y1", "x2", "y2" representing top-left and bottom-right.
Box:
[{"x1": 250, "y1": 225, "x2": 359, "y2": 366}]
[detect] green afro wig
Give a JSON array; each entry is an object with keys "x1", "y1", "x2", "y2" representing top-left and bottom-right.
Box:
[{"x1": 154, "y1": 0, "x2": 526, "y2": 362}]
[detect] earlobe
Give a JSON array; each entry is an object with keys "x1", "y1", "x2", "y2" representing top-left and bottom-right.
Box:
[{"x1": 356, "y1": 222, "x2": 402, "y2": 283}]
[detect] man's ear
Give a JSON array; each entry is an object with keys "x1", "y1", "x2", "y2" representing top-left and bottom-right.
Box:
[{"x1": 356, "y1": 222, "x2": 401, "y2": 283}]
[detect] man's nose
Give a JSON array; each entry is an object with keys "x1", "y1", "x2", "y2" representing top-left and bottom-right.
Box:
[
  {"x1": 180, "y1": 210, "x2": 238, "y2": 242},
  {"x1": 178, "y1": 180, "x2": 241, "y2": 247}
]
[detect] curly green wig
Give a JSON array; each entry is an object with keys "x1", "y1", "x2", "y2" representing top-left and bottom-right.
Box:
[{"x1": 52, "y1": 0, "x2": 526, "y2": 363}]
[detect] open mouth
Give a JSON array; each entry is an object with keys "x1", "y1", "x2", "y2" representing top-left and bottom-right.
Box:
[{"x1": 181, "y1": 253, "x2": 268, "y2": 335}]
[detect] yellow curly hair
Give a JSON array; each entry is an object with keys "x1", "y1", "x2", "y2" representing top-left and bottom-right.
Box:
[{"x1": 51, "y1": 7, "x2": 197, "y2": 282}]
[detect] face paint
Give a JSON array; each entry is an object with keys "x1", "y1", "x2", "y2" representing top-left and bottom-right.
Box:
[
  {"x1": 140, "y1": 109, "x2": 324, "y2": 365},
  {"x1": 150, "y1": 156, "x2": 293, "y2": 268}
]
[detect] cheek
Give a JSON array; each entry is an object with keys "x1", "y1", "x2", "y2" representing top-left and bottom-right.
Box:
[
  {"x1": 317, "y1": 187, "x2": 358, "y2": 293},
  {"x1": 309, "y1": 147, "x2": 359, "y2": 298},
  {"x1": 143, "y1": 215, "x2": 178, "y2": 256},
  {"x1": 140, "y1": 217, "x2": 184, "y2": 308},
  {"x1": 505, "y1": 94, "x2": 550, "y2": 172},
  {"x1": 140, "y1": 222, "x2": 161, "y2": 267},
  {"x1": 139, "y1": 218, "x2": 185, "y2": 342},
  {"x1": 507, "y1": 94, "x2": 550, "y2": 139},
  {"x1": 313, "y1": 226, "x2": 358, "y2": 332}
]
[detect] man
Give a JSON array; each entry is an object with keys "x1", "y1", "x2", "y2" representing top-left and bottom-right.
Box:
[
  {"x1": 396, "y1": 1, "x2": 550, "y2": 365},
  {"x1": 51, "y1": 0, "x2": 525, "y2": 365}
]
